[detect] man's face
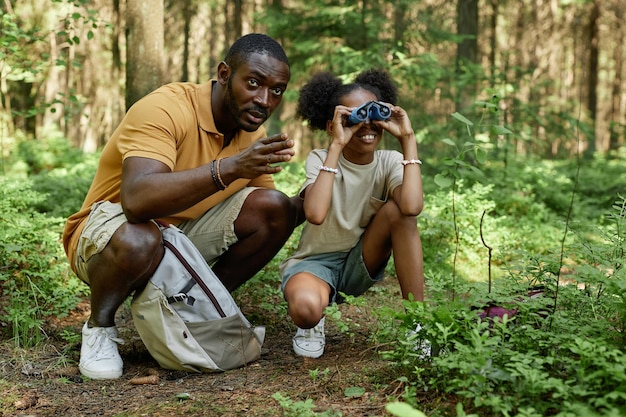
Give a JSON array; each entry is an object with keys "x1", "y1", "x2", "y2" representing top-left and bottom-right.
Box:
[{"x1": 223, "y1": 52, "x2": 290, "y2": 132}]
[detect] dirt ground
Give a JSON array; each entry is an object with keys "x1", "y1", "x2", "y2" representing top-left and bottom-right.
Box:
[{"x1": 1, "y1": 281, "x2": 421, "y2": 417}]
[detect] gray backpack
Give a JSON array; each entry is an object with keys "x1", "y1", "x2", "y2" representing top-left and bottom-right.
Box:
[{"x1": 131, "y1": 224, "x2": 265, "y2": 372}]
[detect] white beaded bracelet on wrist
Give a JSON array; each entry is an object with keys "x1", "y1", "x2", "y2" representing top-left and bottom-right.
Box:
[
  {"x1": 319, "y1": 165, "x2": 339, "y2": 174},
  {"x1": 401, "y1": 159, "x2": 422, "y2": 166}
]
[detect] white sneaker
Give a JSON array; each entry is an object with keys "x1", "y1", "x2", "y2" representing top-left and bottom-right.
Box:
[
  {"x1": 292, "y1": 317, "x2": 325, "y2": 358},
  {"x1": 79, "y1": 322, "x2": 124, "y2": 379}
]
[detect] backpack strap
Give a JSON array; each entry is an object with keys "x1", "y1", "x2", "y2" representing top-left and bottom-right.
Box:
[{"x1": 167, "y1": 278, "x2": 197, "y2": 306}]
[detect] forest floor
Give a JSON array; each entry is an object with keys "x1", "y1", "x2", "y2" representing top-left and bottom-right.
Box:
[{"x1": 1, "y1": 279, "x2": 432, "y2": 417}]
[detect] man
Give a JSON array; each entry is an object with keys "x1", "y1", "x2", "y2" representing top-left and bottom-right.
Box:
[{"x1": 63, "y1": 33, "x2": 301, "y2": 379}]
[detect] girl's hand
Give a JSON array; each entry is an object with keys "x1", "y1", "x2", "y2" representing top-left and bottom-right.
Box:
[
  {"x1": 375, "y1": 103, "x2": 414, "y2": 141},
  {"x1": 327, "y1": 105, "x2": 362, "y2": 148}
]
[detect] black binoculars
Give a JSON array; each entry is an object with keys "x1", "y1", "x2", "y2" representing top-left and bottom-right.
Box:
[{"x1": 347, "y1": 101, "x2": 392, "y2": 125}]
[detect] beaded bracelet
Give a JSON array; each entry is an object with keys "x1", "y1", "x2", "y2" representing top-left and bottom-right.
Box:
[
  {"x1": 215, "y1": 158, "x2": 227, "y2": 190},
  {"x1": 319, "y1": 165, "x2": 339, "y2": 174},
  {"x1": 210, "y1": 160, "x2": 226, "y2": 191},
  {"x1": 401, "y1": 159, "x2": 422, "y2": 166}
]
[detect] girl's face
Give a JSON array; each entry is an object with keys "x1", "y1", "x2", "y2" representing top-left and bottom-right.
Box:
[{"x1": 340, "y1": 88, "x2": 382, "y2": 164}]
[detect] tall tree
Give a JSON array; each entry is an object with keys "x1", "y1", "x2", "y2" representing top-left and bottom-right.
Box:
[
  {"x1": 112, "y1": 0, "x2": 122, "y2": 73},
  {"x1": 182, "y1": 0, "x2": 192, "y2": 82},
  {"x1": 393, "y1": 0, "x2": 409, "y2": 47},
  {"x1": 609, "y1": 0, "x2": 624, "y2": 151},
  {"x1": 455, "y1": 0, "x2": 479, "y2": 112},
  {"x1": 125, "y1": 0, "x2": 164, "y2": 110},
  {"x1": 207, "y1": 0, "x2": 219, "y2": 79},
  {"x1": 233, "y1": 0, "x2": 243, "y2": 40},
  {"x1": 586, "y1": 0, "x2": 599, "y2": 155},
  {"x1": 488, "y1": 0, "x2": 498, "y2": 78}
]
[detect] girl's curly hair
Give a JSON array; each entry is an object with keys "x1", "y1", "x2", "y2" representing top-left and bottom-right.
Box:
[{"x1": 296, "y1": 68, "x2": 398, "y2": 131}]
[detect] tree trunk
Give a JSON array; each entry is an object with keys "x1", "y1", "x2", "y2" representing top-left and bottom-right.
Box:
[
  {"x1": 182, "y1": 0, "x2": 192, "y2": 82},
  {"x1": 586, "y1": 0, "x2": 599, "y2": 155},
  {"x1": 234, "y1": 0, "x2": 242, "y2": 40},
  {"x1": 224, "y1": 0, "x2": 233, "y2": 48},
  {"x1": 393, "y1": 0, "x2": 408, "y2": 47},
  {"x1": 455, "y1": 0, "x2": 478, "y2": 113},
  {"x1": 207, "y1": 0, "x2": 218, "y2": 79},
  {"x1": 488, "y1": 0, "x2": 498, "y2": 79},
  {"x1": 609, "y1": 0, "x2": 624, "y2": 151},
  {"x1": 112, "y1": 0, "x2": 122, "y2": 73},
  {"x1": 125, "y1": 0, "x2": 164, "y2": 110}
]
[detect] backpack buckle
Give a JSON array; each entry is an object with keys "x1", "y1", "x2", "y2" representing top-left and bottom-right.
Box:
[{"x1": 169, "y1": 293, "x2": 188, "y2": 303}]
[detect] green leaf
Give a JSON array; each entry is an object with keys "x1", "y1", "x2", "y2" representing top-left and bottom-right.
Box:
[
  {"x1": 475, "y1": 148, "x2": 488, "y2": 164},
  {"x1": 451, "y1": 112, "x2": 474, "y2": 126},
  {"x1": 434, "y1": 174, "x2": 453, "y2": 188},
  {"x1": 344, "y1": 386, "x2": 366, "y2": 398},
  {"x1": 468, "y1": 165, "x2": 484, "y2": 177},
  {"x1": 490, "y1": 125, "x2": 513, "y2": 135},
  {"x1": 385, "y1": 402, "x2": 427, "y2": 417},
  {"x1": 441, "y1": 138, "x2": 457, "y2": 147}
]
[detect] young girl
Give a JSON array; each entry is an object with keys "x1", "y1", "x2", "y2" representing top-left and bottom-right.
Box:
[{"x1": 280, "y1": 69, "x2": 425, "y2": 358}]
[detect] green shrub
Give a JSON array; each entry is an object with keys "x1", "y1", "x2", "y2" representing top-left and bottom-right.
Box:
[
  {"x1": 0, "y1": 177, "x2": 85, "y2": 346},
  {"x1": 14, "y1": 127, "x2": 85, "y2": 175},
  {"x1": 29, "y1": 156, "x2": 98, "y2": 218},
  {"x1": 376, "y1": 195, "x2": 626, "y2": 417}
]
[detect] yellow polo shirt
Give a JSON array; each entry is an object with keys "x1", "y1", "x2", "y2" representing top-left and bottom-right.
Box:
[{"x1": 63, "y1": 81, "x2": 274, "y2": 270}]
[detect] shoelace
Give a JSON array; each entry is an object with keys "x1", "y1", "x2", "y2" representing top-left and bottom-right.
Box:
[
  {"x1": 312, "y1": 325, "x2": 323, "y2": 337},
  {"x1": 297, "y1": 324, "x2": 323, "y2": 339},
  {"x1": 89, "y1": 330, "x2": 125, "y2": 360}
]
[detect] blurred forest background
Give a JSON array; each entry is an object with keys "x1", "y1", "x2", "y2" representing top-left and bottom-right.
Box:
[{"x1": 2, "y1": 0, "x2": 625, "y2": 162}]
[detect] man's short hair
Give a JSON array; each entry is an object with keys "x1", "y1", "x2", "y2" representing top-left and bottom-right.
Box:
[{"x1": 224, "y1": 33, "x2": 289, "y2": 72}]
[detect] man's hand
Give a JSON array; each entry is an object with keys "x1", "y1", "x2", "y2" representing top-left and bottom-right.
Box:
[{"x1": 222, "y1": 133, "x2": 295, "y2": 180}]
